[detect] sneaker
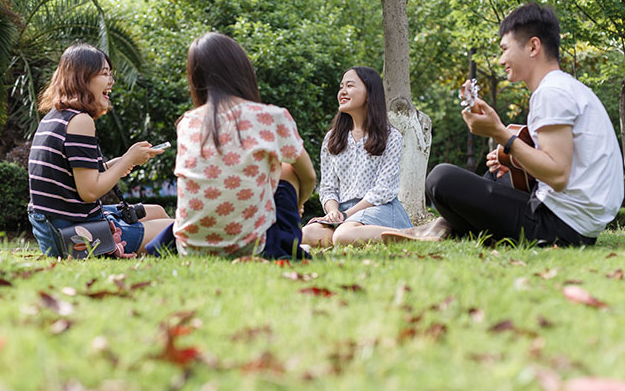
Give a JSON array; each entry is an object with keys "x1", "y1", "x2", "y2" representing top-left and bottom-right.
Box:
[{"x1": 380, "y1": 217, "x2": 452, "y2": 243}]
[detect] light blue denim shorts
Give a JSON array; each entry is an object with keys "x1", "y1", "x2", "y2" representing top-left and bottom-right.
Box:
[{"x1": 339, "y1": 197, "x2": 413, "y2": 229}]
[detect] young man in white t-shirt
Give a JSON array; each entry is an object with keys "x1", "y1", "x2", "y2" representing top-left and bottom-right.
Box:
[{"x1": 383, "y1": 2, "x2": 623, "y2": 246}]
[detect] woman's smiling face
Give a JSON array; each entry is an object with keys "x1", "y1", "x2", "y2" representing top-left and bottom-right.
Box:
[
  {"x1": 337, "y1": 69, "x2": 367, "y2": 116},
  {"x1": 87, "y1": 60, "x2": 114, "y2": 114}
]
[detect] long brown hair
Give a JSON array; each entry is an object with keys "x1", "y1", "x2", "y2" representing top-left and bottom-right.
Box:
[
  {"x1": 186, "y1": 32, "x2": 261, "y2": 154},
  {"x1": 39, "y1": 43, "x2": 112, "y2": 119},
  {"x1": 327, "y1": 66, "x2": 389, "y2": 156}
]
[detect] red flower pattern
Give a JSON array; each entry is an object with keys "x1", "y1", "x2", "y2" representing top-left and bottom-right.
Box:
[
  {"x1": 253, "y1": 150, "x2": 265, "y2": 161},
  {"x1": 205, "y1": 233, "x2": 222, "y2": 244},
  {"x1": 200, "y1": 216, "x2": 216, "y2": 227},
  {"x1": 241, "y1": 136, "x2": 258, "y2": 150},
  {"x1": 204, "y1": 165, "x2": 221, "y2": 179},
  {"x1": 238, "y1": 120, "x2": 252, "y2": 131},
  {"x1": 256, "y1": 173, "x2": 267, "y2": 187},
  {"x1": 184, "y1": 157, "x2": 197, "y2": 169},
  {"x1": 276, "y1": 124, "x2": 290, "y2": 138},
  {"x1": 223, "y1": 152, "x2": 240, "y2": 166},
  {"x1": 189, "y1": 198, "x2": 204, "y2": 211},
  {"x1": 185, "y1": 224, "x2": 199, "y2": 234},
  {"x1": 224, "y1": 175, "x2": 241, "y2": 189},
  {"x1": 242, "y1": 205, "x2": 258, "y2": 219},
  {"x1": 190, "y1": 132, "x2": 202, "y2": 143},
  {"x1": 186, "y1": 180, "x2": 200, "y2": 194},
  {"x1": 204, "y1": 187, "x2": 221, "y2": 199},
  {"x1": 259, "y1": 130, "x2": 275, "y2": 142},
  {"x1": 281, "y1": 145, "x2": 298, "y2": 160},
  {"x1": 257, "y1": 112, "x2": 274, "y2": 125},
  {"x1": 254, "y1": 215, "x2": 266, "y2": 229},
  {"x1": 216, "y1": 202, "x2": 234, "y2": 216},
  {"x1": 218, "y1": 133, "x2": 232, "y2": 145},
  {"x1": 224, "y1": 222, "x2": 243, "y2": 236},
  {"x1": 243, "y1": 164, "x2": 259, "y2": 177},
  {"x1": 237, "y1": 189, "x2": 253, "y2": 201}
]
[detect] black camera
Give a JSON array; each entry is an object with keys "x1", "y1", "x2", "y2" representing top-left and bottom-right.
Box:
[{"x1": 117, "y1": 201, "x2": 146, "y2": 224}]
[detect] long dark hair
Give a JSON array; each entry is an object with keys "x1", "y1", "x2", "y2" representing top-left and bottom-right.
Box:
[
  {"x1": 39, "y1": 43, "x2": 112, "y2": 119},
  {"x1": 186, "y1": 32, "x2": 261, "y2": 154},
  {"x1": 327, "y1": 66, "x2": 389, "y2": 156}
]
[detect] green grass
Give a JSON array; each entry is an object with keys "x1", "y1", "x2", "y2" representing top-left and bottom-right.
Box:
[{"x1": 1, "y1": 231, "x2": 625, "y2": 391}]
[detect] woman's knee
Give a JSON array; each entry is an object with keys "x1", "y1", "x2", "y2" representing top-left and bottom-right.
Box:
[
  {"x1": 302, "y1": 223, "x2": 333, "y2": 246},
  {"x1": 143, "y1": 204, "x2": 170, "y2": 220}
]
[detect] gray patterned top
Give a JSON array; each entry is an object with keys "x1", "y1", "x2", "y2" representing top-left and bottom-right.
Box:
[{"x1": 319, "y1": 127, "x2": 403, "y2": 211}]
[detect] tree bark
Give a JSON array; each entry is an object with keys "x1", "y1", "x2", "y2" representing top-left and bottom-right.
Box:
[
  {"x1": 381, "y1": 0, "x2": 432, "y2": 223},
  {"x1": 620, "y1": 78, "x2": 625, "y2": 168}
]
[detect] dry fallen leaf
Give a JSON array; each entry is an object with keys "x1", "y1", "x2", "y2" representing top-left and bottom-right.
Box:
[
  {"x1": 535, "y1": 268, "x2": 558, "y2": 280},
  {"x1": 468, "y1": 308, "x2": 485, "y2": 323},
  {"x1": 509, "y1": 259, "x2": 527, "y2": 266},
  {"x1": 0, "y1": 278, "x2": 12, "y2": 287},
  {"x1": 606, "y1": 269, "x2": 624, "y2": 280},
  {"x1": 562, "y1": 285, "x2": 608, "y2": 308},
  {"x1": 39, "y1": 291, "x2": 74, "y2": 316},
  {"x1": 489, "y1": 320, "x2": 515, "y2": 333},
  {"x1": 240, "y1": 352, "x2": 284, "y2": 375},
  {"x1": 299, "y1": 287, "x2": 335, "y2": 297}
]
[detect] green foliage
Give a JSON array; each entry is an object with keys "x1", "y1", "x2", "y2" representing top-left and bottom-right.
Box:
[{"x1": 0, "y1": 161, "x2": 28, "y2": 231}]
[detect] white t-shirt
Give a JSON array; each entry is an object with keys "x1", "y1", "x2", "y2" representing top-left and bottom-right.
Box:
[{"x1": 528, "y1": 70, "x2": 623, "y2": 237}]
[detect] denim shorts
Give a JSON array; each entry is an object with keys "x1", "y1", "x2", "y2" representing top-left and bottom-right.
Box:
[
  {"x1": 339, "y1": 197, "x2": 413, "y2": 229},
  {"x1": 28, "y1": 205, "x2": 145, "y2": 257}
]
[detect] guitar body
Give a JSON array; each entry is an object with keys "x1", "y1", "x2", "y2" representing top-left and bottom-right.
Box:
[{"x1": 496, "y1": 124, "x2": 536, "y2": 192}]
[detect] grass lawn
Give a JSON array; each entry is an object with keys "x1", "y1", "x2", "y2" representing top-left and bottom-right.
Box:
[{"x1": 1, "y1": 231, "x2": 625, "y2": 391}]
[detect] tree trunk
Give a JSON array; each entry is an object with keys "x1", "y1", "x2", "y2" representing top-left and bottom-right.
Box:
[
  {"x1": 620, "y1": 78, "x2": 625, "y2": 168},
  {"x1": 381, "y1": 0, "x2": 432, "y2": 223}
]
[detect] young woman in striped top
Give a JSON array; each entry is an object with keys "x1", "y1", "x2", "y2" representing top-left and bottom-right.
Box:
[{"x1": 27, "y1": 43, "x2": 173, "y2": 257}]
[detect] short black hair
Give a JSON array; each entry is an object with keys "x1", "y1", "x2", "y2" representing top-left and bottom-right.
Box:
[{"x1": 499, "y1": 2, "x2": 560, "y2": 62}]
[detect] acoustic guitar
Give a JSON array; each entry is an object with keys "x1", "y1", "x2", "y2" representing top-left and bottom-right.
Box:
[{"x1": 459, "y1": 79, "x2": 536, "y2": 192}]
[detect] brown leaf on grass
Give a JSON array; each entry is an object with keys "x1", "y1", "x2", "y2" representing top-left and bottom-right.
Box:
[
  {"x1": 534, "y1": 268, "x2": 558, "y2": 279},
  {"x1": 299, "y1": 287, "x2": 335, "y2": 297},
  {"x1": 468, "y1": 352, "x2": 503, "y2": 364},
  {"x1": 424, "y1": 323, "x2": 447, "y2": 341},
  {"x1": 231, "y1": 256, "x2": 269, "y2": 264},
  {"x1": 468, "y1": 308, "x2": 485, "y2": 323},
  {"x1": 538, "y1": 316, "x2": 554, "y2": 328},
  {"x1": 230, "y1": 325, "x2": 273, "y2": 343},
  {"x1": 328, "y1": 341, "x2": 357, "y2": 374},
  {"x1": 563, "y1": 279, "x2": 584, "y2": 285},
  {"x1": 339, "y1": 284, "x2": 364, "y2": 292},
  {"x1": 130, "y1": 281, "x2": 153, "y2": 290},
  {"x1": 489, "y1": 320, "x2": 515, "y2": 333},
  {"x1": 0, "y1": 278, "x2": 12, "y2": 287},
  {"x1": 606, "y1": 269, "x2": 624, "y2": 280},
  {"x1": 430, "y1": 296, "x2": 454, "y2": 311},
  {"x1": 156, "y1": 312, "x2": 202, "y2": 367},
  {"x1": 39, "y1": 291, "x2": 74, "y2": 316},
  {"x1": 563, "y1": 378, "x2": 625, "y2": 391},
  {"x1": 606, "y1": 252, "x2": 618, "y2": 259},
  {"x1": 528, "y1": 337, "x2": 546, "y2": 358},
  {"x1": 50, "y1": 319, "x2": 73, "y2": 334},
  {"x1": 509, "y1": 258, "x2": 527, "y2": 266},
  {"x1": 562, "y1": 285, "x2": 608, "y2": 308},
  {"x1": 240, "y1": 352, "x2": 284, "y2": 375},
  {"x1": 404, "y1": 313, "x2": 423, "y2": 324},
  {"x1": 397, "y1": 327, "x2": 417, "y2": 343},
  {"x1": 83, "y1": 290, "x2": 129, "y2": 299},
  {"x1": 282, "y1": 271, "x2": 318, "y2": 281},
  {"x1": 85, "y1": 278, "x2": 97, "y2": 289},
  {"x1": 428, "y1": 252, "x2": 443, "y2": 260},
  {"x1": 13, "y1": 261, "x2": 57, "y2": 279}
]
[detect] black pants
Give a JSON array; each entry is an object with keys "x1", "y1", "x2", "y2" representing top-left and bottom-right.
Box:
[{"x1": 426, "y1": 164, "x2": 596, "y2": 246}]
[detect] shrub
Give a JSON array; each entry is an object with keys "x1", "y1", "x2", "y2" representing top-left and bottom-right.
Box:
[{"x1": 0, "y1": 161, "x2": 29, "y2": 231}]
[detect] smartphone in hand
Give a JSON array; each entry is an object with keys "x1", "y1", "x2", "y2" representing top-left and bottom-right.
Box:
[{"x1": 151, "y1": 141, "x2": 171, "y2": 150}]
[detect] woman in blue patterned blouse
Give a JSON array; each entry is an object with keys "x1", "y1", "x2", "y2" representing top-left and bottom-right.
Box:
[{"x1": 302, "y1": 66, "x2": 413, "y2": 247}]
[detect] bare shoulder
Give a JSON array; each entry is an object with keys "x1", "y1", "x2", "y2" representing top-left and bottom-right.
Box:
[{"x1": 67, "y1": 113, "x2": 96, "y2": 136}]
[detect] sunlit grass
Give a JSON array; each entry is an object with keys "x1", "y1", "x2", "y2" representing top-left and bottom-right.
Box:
[{"x1": 0, "y1": 231, "x2": 624, "y2": 390}]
